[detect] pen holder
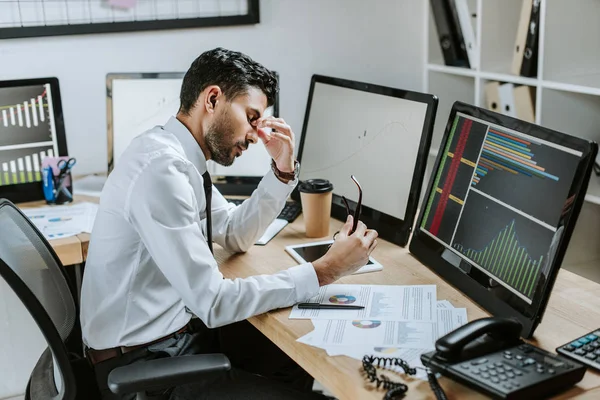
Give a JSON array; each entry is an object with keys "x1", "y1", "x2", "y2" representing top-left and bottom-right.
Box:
[{"x1": 42, "y1": 156, "x2": 74, "y2": 205}]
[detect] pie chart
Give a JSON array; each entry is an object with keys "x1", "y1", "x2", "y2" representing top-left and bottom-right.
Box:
[
  {"x1": 329, "y1": 295, "x2": 357, "y2": 304},
  {"x1": 352, "y1": 320, "x2": 381, "y2": 329},
  {"x1": 374, "y1": 347, "x2": 398, "y2": 354}
]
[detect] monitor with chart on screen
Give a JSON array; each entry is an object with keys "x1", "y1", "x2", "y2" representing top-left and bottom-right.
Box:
[
  {"x1": 409, "y1": 101, "x2": 598, "y2": 338},
  {"x1": 295, "y1": 74, "x2": 438, "y2": 246},
  {"x1": 107, "y1": 72, "x2": 278, "y2": 195},
  {"x1": 0, "y1": 77, "x2": 68, "y2": 202}
]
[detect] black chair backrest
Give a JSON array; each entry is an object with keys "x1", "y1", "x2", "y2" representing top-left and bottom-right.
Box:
[{"x1": 0, "y1": 199, "x2": 77, "y2": 400}]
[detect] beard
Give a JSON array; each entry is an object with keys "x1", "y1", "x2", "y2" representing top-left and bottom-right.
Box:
[{"x1": 205, "y1": 108, "x2": 249, "y2": 166}]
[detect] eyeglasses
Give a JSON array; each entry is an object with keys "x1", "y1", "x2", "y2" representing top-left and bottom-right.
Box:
[
  {"x1": 333, "y1": 175, "x2": 363, "y2": 240},
  {"x1": 342, "y1": 175, "x2": 363, "y2": 234}
]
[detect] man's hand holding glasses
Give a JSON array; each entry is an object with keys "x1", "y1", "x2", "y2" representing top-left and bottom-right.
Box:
[
  {"x1": 312, "y1": 215, "x2": 378, "y2": 286},
  {"x1": 312, "y1": 175, "x2": 378, "y2": 286}
]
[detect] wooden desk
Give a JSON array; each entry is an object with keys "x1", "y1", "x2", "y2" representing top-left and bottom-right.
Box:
[
  {"x1": 35, "y1": 198, "x2": 600, "y2": 399},
  {"x1": 215, "y1": 216, "x2": 600, "y2": 400},
  {"x1": 17, "y1": 197, "x2": 94, "y2": 266}
]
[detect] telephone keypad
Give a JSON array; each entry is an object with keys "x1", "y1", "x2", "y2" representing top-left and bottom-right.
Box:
[{"x1": 446, "y1": 344, "x2": 584, "y2": 399}]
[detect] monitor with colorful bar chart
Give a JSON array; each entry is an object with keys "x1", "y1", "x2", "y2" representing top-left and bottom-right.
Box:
[
  {"x1": 0, "y1": 77, "x2": 68, "y2": 202},
  {"x1": 410, "y1": 101, "x2": 597, "y2": 338}
]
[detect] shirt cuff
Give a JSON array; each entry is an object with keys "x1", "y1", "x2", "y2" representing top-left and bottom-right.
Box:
[
  {"x1": 288, "y1": 263, "x2": 320, "y2": 302},
  {"x1": 259, "y1": 169, "x2": 298, "y2": 200}
]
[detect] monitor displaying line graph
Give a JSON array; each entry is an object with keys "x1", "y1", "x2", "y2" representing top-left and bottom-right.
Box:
[
  {"x1": 420, "y1": 112, "x2": 582, "y2": 303},
  {"x1": 298, "y1": 80, "x2": 429, "y2": 220},
  {"x1": 0, "y1": 82, "x2": 59, "y2": 187}
]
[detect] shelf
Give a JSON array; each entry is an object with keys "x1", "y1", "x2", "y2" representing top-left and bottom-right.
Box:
[
  {"x1": 478, "y1": 71, "x2": 538, "y2": 87},
  {"x1": 542, "y1": 80, "x2": 600, "y2": 97},
  {"x1": 427, "y1": 63, "x2": 476, "y2": 78},
  {"x1": 540, "y1": 88, "x2": 600, "y2": 144},
  {"x1": 480, "y1": 0, "x2": 524, "y2": 73},
  {"x1": 427, "y1": 64, "x2": 539, "y2": 87},
  {"x1": 544, "y1": 0, "x2": 600, "y2": 90}
]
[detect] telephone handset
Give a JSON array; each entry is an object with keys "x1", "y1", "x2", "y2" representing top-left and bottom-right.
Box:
[
  {"x1": 434, "y1": 317, "x2": 522, "y2": 363},
  {"x1": 422, "y1": 317, "x2": 587, "y2": 400}
]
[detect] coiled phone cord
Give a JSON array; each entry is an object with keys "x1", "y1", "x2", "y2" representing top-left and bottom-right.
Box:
[{"x1": 362, "y1": 355, "x2": 448, "y2": 400}]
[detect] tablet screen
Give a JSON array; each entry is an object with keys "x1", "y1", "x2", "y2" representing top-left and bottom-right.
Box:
[{"x1": 293, "y1": 243, "x2": 374, "y2": 265}]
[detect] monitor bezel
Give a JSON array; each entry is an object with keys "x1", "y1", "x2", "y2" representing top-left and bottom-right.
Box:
[
  {"x1": 409, "y1": 101, "x2": 598, "y2": 338},
  {"x1": 0, "y1": 77, "x2": 69, "y2": 203},
  {"x1": 293, "y1": 74, "x2": 438, "y2": 247}
]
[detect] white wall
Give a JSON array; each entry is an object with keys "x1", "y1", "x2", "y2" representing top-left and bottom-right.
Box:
[
  {"x1": 0, "y1": 1, "x2": 424, "y2": 397},
  {"x1": 0, "y1": 0, "x2": 424, "y2": 176}
]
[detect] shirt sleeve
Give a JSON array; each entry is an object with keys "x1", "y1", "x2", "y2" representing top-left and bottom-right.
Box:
[
  {"x1": 210, "y1": 170, "x2": 298, "y2": 252},
  {"x1": 124, "y1": 156, "x2": 319, "y2": 328}
]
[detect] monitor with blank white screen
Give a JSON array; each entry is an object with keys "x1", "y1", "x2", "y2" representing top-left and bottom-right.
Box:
[
  {"x1": 295, "y1": 75, "x2": 438, "y2": 246},
  {"x1": 107, "y1": 72, "x2": 278, "y2": 194}
]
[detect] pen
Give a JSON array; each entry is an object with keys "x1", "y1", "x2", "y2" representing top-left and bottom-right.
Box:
[{"x1": 297, "y1": 303, "x2": 364, "y2": 310}]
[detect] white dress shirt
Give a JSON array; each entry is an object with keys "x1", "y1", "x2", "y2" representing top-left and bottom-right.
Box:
[{"x1": 80, "y1": 116, "x2": 319, "y2": 350}]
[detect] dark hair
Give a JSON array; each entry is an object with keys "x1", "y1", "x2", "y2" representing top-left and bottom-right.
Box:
[{"x1": 179, "y1": 47, "x2": 278, "y2": 115}]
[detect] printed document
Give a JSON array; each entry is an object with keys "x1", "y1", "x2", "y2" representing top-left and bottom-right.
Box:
[{"x1": 289, "y1": 284, "x2": 437, "y2": 322}]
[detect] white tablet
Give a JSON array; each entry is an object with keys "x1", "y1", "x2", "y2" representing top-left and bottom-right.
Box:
[{"x1": 285, "y1": 240, "x2": 383, "y2": 275}]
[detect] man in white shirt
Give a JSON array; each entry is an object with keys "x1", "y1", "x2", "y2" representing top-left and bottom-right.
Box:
[{"x1": 80, "y1": 47, "x2": 378, "y2": 399}]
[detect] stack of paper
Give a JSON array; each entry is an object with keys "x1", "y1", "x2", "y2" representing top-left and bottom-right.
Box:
[
  {"x1": 293, "y1": 284, "x2": 467, "y2": 379},
  {"x1": 22, "y1": 202, "x2": 98, "y2": 240}
]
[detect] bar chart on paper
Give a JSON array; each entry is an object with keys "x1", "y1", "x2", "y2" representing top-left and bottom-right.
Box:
[{"x1": 0, "y1": 84, "x2": 57, "y2": 186}]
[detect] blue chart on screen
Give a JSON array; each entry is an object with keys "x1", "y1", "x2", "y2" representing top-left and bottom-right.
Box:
[
  {"x1": 352, "y1": 320, "x2": 381, "y2": 329},
  {"x1": 329, "y1": 295, "x2": 356, "y2": 304}
]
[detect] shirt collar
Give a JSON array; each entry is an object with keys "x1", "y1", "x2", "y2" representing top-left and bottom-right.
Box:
[{"x1": 164, "y1": 116, "x2": 208, "y2": 174}]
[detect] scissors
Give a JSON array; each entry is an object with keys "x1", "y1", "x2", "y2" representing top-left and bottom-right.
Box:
[
  {"x1": 57, "y1": 157, "x2": 76, "y2": 177},
  {"x1": 55, "y1": 157, "x2": 76, "y2": 199}
]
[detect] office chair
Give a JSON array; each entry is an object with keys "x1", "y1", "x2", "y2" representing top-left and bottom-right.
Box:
[{"x1": 0, "y1": 198, "x2": 230, "y2": 400}]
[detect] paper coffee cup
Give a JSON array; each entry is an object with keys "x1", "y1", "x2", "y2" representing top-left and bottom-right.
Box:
[{"x1": 298, "y1": 179, "x2": 334, "y2": 238}]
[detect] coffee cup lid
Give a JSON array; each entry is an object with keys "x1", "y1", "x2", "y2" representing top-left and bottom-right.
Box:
[{"x1": 298, "y1": 179, "x2": 334, "y2": 193}]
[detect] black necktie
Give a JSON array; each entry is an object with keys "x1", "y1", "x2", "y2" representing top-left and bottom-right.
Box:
[{"x1": 202, "y1": 171, "x2": 213, "y2": 254}]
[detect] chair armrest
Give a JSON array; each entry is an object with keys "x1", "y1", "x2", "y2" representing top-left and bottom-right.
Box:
[{"x1": 107, "y1": 353, "x2": 231, "y2": 394}]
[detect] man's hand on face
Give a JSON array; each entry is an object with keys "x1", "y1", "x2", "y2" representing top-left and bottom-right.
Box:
[{"x1": 256, "y1": 116, "x2": 295, "y2": 173}]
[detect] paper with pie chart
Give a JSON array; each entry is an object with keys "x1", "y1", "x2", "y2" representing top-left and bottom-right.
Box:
[
  {"x1": 295, "y1": 299, "x2": 468, "y2": 380},
  {"x1": 302, "y1": 319, "x2": 437, "y2": 350},
  {"x1": 289, "y1": 284, "x2": 436, "y2": 322}
]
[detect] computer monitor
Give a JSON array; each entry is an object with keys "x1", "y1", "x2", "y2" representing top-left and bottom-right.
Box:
[
  {"x1": 106, "y1": 72, "x2": 278, "y2": 195},
  {"x1": 410, "y1": 101, "x2": 598, "y2": 338},
  {"x1": 107, "y1": 72, "x2": 185, "y2": 172},
  {"x1": 0, "y1": 77, "x2": 68, "y2": 203},
  {"x1": 294, "y1": 74, "x2": 438, "y2": 246}
]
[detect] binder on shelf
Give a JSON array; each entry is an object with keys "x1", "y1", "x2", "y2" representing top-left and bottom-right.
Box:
[
  {"x1": 446, "y1": 0, "x2": 471, "y2": 68},
  {"x1": 429, "y1": 0, "x2": 468, "y2": 67},
  {"x1": 511, "y1": 0, "x2": 540, "y2": 77},
  {"x1": 498, "y1": 83, "x2": 517, "y2": 118},
  {"x1": 513, "y1": 85, "x2": 535, "y2": 123},
  {"x1": 452, "y1": 0, "x2": 478, "y2": 70},
  {"x1": 485, "y1": 82, "x2": 535, "y2": 123},
  {"x1": 484, "y1": 81, "x2": 501, "y2": 113}
]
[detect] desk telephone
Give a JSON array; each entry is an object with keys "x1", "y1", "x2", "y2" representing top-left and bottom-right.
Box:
[{"x1": 421, "y1": 317, "x2": 587, "y2": 399}]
